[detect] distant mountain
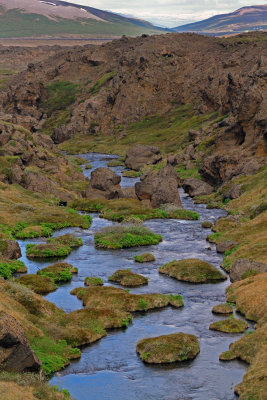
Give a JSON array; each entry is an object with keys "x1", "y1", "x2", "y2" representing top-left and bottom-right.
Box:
[
  {"x1": 173, "y1": 4, "x2": 267, "y2": 35},
  {"x1": 0, "y1": 0, "x2": 165, "y2": 38}
]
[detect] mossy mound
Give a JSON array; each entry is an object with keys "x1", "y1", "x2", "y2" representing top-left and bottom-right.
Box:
[
  {"x1": 201, "y1": 221, "x2": 213, "y2": 229},
  {"x1": 15, "y1": 225, "x2": 53, "y2": 239},
  {"x1": 122, "y1": 170, "x2": 142, "y2": 178},
  {"x1": 159, "y1": 259, "x2": 226, "y2": 283},
  {"x1": 47, "y1": 234, "x2": 83, "y2": 248},
  {"x1": 136, "y1": 332, "x2": 200, "y2": 364},
  {"x1": 67, "y1": 308, "x2": 132, "y2": 333},
  {"x1": 212, "y1": 303, "x2": 233, "y2": 314},
  {"x1": 70, "y1": 198, "x2": 199, "y2": 223},
  {"x1": 209, "y1": 318, "x2": 248, "y2": 333},
  {"x1": 26, "y1": 243, "x2": 71, "y2": 259},
  {"x1": 107, "y1": 159, "x2": 124, "y2": 167},
  {"x1": 0, "y1": 260, "x2": 27, "y2": 279},
  {"x1": 108, "y1": 269, "x2": 148, "y2": 287},
  {"x1": 17, "y1": 274, "x2": 57, "y2": 294},
  {"x1": 94, "y1": 226, "x2": 162, "y2": 249},
  {"x1": 37, "y1": 262, "x2": 78, "y2": 283},
  {"x1": 71, "y1": 286, "x2": 184, "y2": 312},
  {"x1": 134, "y1": 253, "x2": 155, "y2": 263},
  {"x1": 84, "y1": 277, "x2": 104, "y2": 287}
]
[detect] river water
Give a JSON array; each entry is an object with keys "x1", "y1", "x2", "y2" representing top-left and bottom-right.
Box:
[{"x1": 18, "y1": 153, "x2": 250, "y2": 400}]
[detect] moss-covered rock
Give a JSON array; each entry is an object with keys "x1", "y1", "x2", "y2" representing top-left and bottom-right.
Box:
[
  {"x1": 136, "y1": 332, "x2": 200, "y2": 364},
  {"x1": 212, "y1": 303, "x2": 233, "y2": 315},
  {"x1": 84, "y1": 277, "x2": 104, "y2": 287},
  {"x1": 108, "y1": 269, "x2": 148, "y2": 287},
  {"x1": 122, "y1": 170, "x2": 142, "y2": 178},
  {"x1": 134, "y1": 253, "x2": 155, "y2": 263},
  {"x1": 159, "y1": 259, "x2": 226, "y2": 283},
  {"x1": 37, "y1": 262, "x2": 78, "y2": 283},
  {"x1": 202, "y1": 221, "x2": 213, "y2": 229},
  {"x1": 47, "y1": 234, "x2": 83, "y2": 248},
  {"x1": 0, "y1": 260, "x2": 27, "y2": 279},
  {"x1": 71, "y1": 286, "x2": 184, "y2": 312},
  {"x1": 209, "y1": 317, "x2": 248, "y2": 333},
  {"x1": 26, "y1": 243, "x2": 71, "y2": 259},
  {"x1": 17, "y1": 274, "x2": 57, "y2": 294},
  {"x1": 94, "y1": 226, "x2": 162, "y2": 249}
]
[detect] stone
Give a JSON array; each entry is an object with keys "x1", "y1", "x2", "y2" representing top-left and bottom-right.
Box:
[
  {"x1": 216, "y1": 241, "x2": 238, "y2": 254},
  {"x1": 85, "y1": 167, "x2": 123, "y2": 200},
  {"x1": 135, "y1": 166, "x2": 181, "y2": 208},
  {"x1": 124, "y1": 145, "x2": 162, "y2": 171},
  {"x1": 0, "y1": 239, "x2": 21, "y2": 259},
  {"x1": 182, "y1": 178, "x2": 214, "y2": 197},
  {"x1": 0, "y1": 311, "x2": 41, "y2": 373},
  {"x1": 230, "y1": 259, "x2": 267, "y2": 282},
  {"x1": 224, "y1": 184, "x2": 242, "y2": 200}
]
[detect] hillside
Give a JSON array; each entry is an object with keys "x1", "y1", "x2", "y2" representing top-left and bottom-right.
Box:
[
  {"x1": 173, "y1": 4, "x2": 267, "y2": 35},
  {"x1": 0, "y1": 0, "x2": 164, "y2": 38}
]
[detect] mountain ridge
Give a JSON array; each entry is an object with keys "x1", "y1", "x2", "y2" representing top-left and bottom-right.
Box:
[{"x1": 173, "y1": 4, "x2": 267, "y2": 35}]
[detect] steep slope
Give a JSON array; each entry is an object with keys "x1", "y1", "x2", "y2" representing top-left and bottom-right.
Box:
[
  {"x1": 0, "y1": 0, "x2": 164, "y2": 38},
  {"x1": 173, "y1": 5, "x2": 267, "y2": 35},
  {"x1": 1, "y1": 32, "x2": 266, "y2": 185}
]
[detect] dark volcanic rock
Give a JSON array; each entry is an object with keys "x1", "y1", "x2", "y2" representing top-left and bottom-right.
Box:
[
  {"x1": 0, "y1": 239, "x2": 21, "y2": 260},
  {"x1": 135, "y1": 166, "x2": 181, "y2": 208},
  {"x1": 0, "y1": 311, "x2": 41, "y2": 373},
  {"x1": 125, "y1": 145, "x2": 162, "y2": 171},
  {"x1": 86, "y1": 167, "x2": 122, "y2": 199},
  {"x1": 216, "y1": 241, "x2": 238, "y2": 254},
  {"x1": 182, "y1": 178, "x2": 214, "y2": 197},
  {"x1": 230, "y1": 259, "x2": 267, "y2": 282}
]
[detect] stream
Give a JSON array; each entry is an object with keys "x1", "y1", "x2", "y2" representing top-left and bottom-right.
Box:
[{"x1": 18, "y1": 153, "x2": 251, "y2": 400}]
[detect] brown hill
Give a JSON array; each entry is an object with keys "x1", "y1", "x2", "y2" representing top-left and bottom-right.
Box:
[{"x1": 0, "y1": 32, "x2": 266, "y2": 186}]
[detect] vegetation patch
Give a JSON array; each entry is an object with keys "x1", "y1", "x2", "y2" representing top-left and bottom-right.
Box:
[
  {"x1": 88, "y1": 71, "x2": 116, "y2": 95},
  {"x1": 47, "y1": 234, "x2": 83, "y2": 248},
  {"x1": 37, "y1": 263, "x2": 78, "y2": 283},
  {"x1": 212, "y1": 303, "x2": 233, "y2": 314},
  {"x1": 70, "y1": 198, "x2": 199, "y2": 222},
  {"x1": 209, "y1": 317, "x2": 248, "y2": 333},
  {"x1": 71, "y1": 286, "x2": 184, "y2": 312},
  {"x1": 17, "y1": 274, "x2": 57, "y2": 294},
  {"x1": 201, "y1": 221, "x2": 213, "y2": 229},
  {"x1": 94, "y1": 225, "x2": 162, "y2": 249},
  {"x1": 0, "y1": 260, "x2": 27, "y2": 279},
  {"x1": 108, "y1": 269, "x2": 148, "y2": 287},
  {"x1": 26, "y1": 243, "x2": 71, "y2": 259},
  {"x1": 159, "y1": 259, "x2": 226, "y2": 283},
  {"x1": 122, "y1": 170, "x2": 142, "y2": 178},
  {"x1": 84, "y1": 277, "x2": 104, "y2": 287},
  {"x1": 107, "y1": 159, "x2": 124, "y2": 167},
  {"x1": 136, "y1": 332, "x2": 200, "y2": 364},
  {"x1": 134, "y1": 253, "x2": 155, "y2": 263}
]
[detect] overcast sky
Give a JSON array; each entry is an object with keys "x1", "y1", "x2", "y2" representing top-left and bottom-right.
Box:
[{"x1": 64, "y1": 0, "x2": 267, "y2": 27}]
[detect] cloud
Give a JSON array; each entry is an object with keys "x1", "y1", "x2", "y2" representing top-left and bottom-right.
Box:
[{"x1": 64, "y1": 0, "x2": 267, "y2": 27}]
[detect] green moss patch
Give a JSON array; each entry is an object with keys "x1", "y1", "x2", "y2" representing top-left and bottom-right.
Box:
[
  {"x1": 15, "y1": 225, "x2": 53, "y2": 239},
  {"x1": 70, "y1": 198, "x2": 199, "y2": 222},
  {"x1": 71, "y1": 286, "x2": 184, "y2": 312},
  {"x1": 136, "y1": 332, "x2": 200, "y2": 364},
  {"x1": 107, "y1": 159, "x2": 124, "y2": 167},
  {"x1": 122, "y1": 170, "x2": 142, "y2": 178},
  {"x1": 37, "y1": 262, "x2": 77, "y2": 283},
  {"x1": 94, "y1": 226, "x2": 162, "y2": 249},
  {"x1": 108, "y1": 269, "x2": 148, "y2": 287},
  {"x1": 159, "y1": 259, "x2": 226, "y2": 283},
  {"x1": 0, "y1": 260, "x2": 27, "y2": 279},
  {"x1": 17, "y1": 274, "x2": 57, "y2": 294},
  {"x1": 26, "y1": 243, "x2": 71, "y2": 259},
  {"x1": 209, "y1": 317, "x2": 248, "y2": 333},
  {"x1": 47, "y1": 234, "x2": 83, "y2": 248},
  {"x1": 212, "y1": 303, "x2": 233, "y2": 314},
  {"x1": 134, "y1": 253, "x2": 155, "y2": 263},
  {"x1": 84, "y1": 277, "x2": 104, "y2": 287}
]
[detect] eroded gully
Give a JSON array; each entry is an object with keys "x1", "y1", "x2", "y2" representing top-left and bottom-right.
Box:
[{"x1": 18, "y1": 153, "x2": 251, "y2": 400}]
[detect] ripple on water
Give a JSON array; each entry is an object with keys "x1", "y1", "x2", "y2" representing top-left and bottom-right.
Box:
[{"x1": 18, "y1": 153, "x2": 248, "y2": 400}]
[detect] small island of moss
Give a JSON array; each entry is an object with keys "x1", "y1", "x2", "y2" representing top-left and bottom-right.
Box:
[
  {"x1": 134, "y1": 253, "x2": 155, "y2": 263},
  {"x1": 209, "y1": 318, "x2": 248, "y2": 333},
  {"x1": 136, "y1": 332, "x2": 200, "y2": 364},
  {"x1": 108, "y1": 269, "x2": 148, "y2": 287}
]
